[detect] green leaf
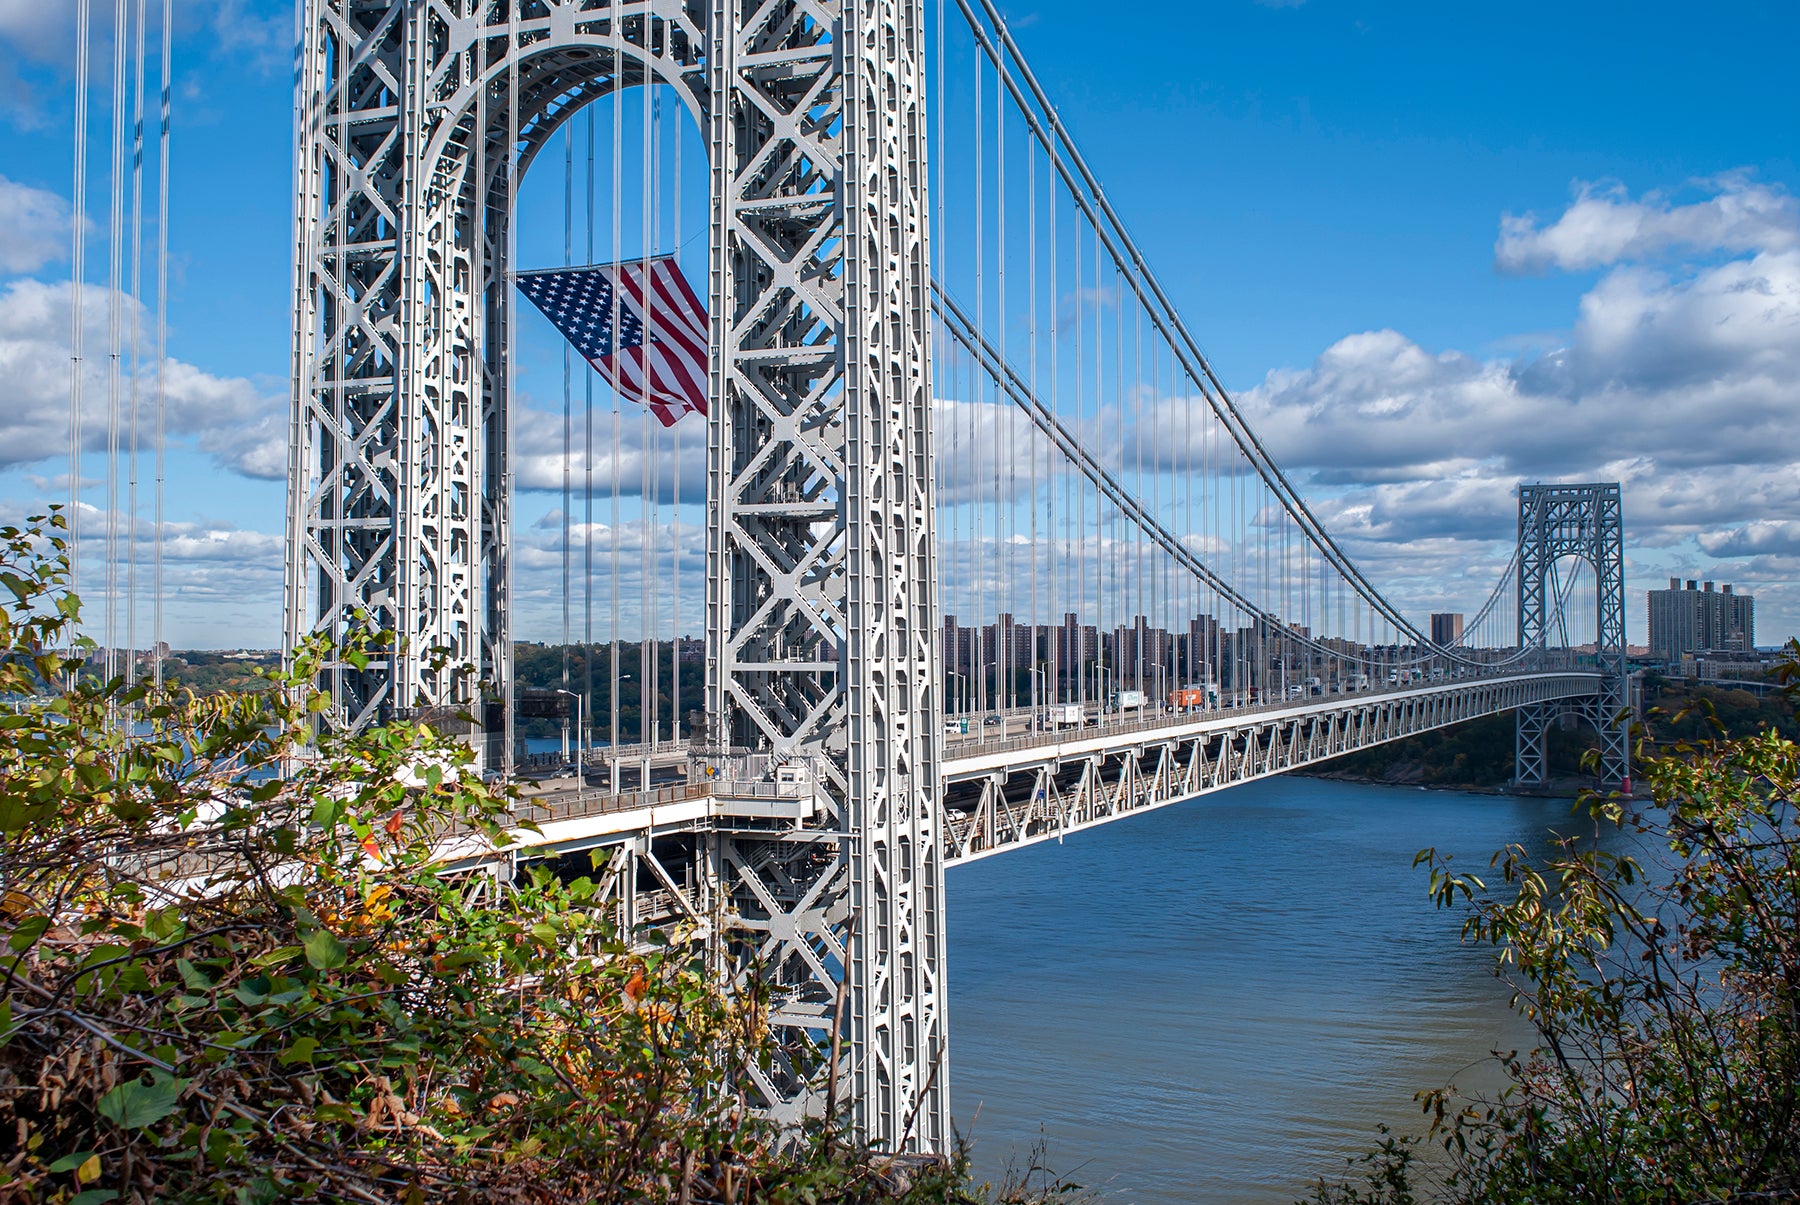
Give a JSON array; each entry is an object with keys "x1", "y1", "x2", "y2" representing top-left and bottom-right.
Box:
[
  {"x1": 7, "y1": 914, "x2": 50, "y2": 952},
  {"x1": 46, "y1": 1150, "x2": 97, "y2": 1174},
  {"x1": 96, "y1": 1072, "x2": 188, "y2": 1129},
  {"x1": 303, "y1": 927, "x2": 347, "y2": 972},
  {"x1": 277, "y1": 1037, "x2": 319, "y2": 1066},
  {"x1": 250, "y1": 944, "x2": 303, "y2": 969},
  {"x1": 71, "y1": 1191, "x2": 117, "y2": 1205},
  {"x1": 310, "y1": 796, "x2": 341, "y2": 830}
]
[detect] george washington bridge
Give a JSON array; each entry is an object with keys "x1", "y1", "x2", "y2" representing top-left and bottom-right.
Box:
[{"x1": 284, "y1": 0, "x2": 1629, "y2": 1155}]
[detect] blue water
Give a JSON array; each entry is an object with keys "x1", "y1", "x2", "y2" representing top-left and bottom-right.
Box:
[{"x1": 946, "y1": 777, "x2": 1603, "y2": 1204}]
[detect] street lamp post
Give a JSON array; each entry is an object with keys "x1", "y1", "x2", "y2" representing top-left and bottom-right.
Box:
[
  {"x1": 614, "y1": 674, "x2": 632, "y2": 795},
  {"x1": 554, "y1": 688, "x2": 584, "y2": 805}
]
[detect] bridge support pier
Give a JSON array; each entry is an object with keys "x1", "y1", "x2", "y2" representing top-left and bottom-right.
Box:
[
  {"x1": 704, "y1": 0, "x2": 947, "y2": 1151},
  {"x1": 289, "y1": 0, "x2": 946, "y2": 1152},
  {"x1": 1513, "y1": 701, "x2": 1555, "y2": 788}
]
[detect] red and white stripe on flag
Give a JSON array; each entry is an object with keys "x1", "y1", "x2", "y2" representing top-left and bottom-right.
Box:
[{"x1": 598, "y1": 257, "x2": 710, "y2": 428}]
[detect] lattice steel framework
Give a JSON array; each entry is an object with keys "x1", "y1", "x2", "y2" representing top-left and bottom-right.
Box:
[
  {"x1": 1515, "y1": 482, "x2": 1628, "y2": 787},
  {"x1": 287, "y1": 0, "x2": 946, "y2": 1151}
]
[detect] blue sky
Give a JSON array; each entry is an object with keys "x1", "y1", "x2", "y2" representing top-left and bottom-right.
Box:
[{"x1": 0, "y1": 0, "x2": 1796, "y2": 648}]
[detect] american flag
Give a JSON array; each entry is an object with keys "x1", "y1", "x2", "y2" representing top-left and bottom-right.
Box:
[{"x1": 515, "y1": 257, "x2": 709, "y2": 427}]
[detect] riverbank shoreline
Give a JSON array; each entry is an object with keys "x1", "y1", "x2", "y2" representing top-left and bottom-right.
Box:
[{"x1": 1297, "y1": 766, "x2": 1616, "y2": 799}]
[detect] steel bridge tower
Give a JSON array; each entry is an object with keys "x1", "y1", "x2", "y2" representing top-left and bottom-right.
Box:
[
  {"x1": 1515, "y1": 482, "x2": 1629, "y2": 789},
  {"x1": 285, "y1": 0, "x2": 946, "y2": 1151}
]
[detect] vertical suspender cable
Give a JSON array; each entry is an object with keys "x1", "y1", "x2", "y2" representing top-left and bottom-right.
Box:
[
  {"x1": 105, "y1": 0, "x2": 129, "y2": 686},
  {"x1": 1153, "y1": 339, "x2": 1164, "y2": 690},
  {"x1": 1132, "y1": 298, "x2": 1143, "y2": 693},
  {"x1": 994, "y1": 61, "x2": 1010, "y2": 713},
  {"x1": 1101, "y1": 252, "x2": 1116, "y2": 684},
  {"x1": 562, "y1": 127, "x2": 573, "y2": 761},
  {"x1": 670, "y1": 93, "x2": 681, "y2": 742},
  {"x1": 1181, "y1": 355, "x2": 1193, "y2": 686},
  {"x1": 609, "y1": 27, "x2": 623, "y2": 759},
  {"x1": 1046, "y1": 137, "x2": 1059, "y2": 704},
  {"x1": 504, "y1": 0, "x2": 520, "y2": 768},
  {"x1": 70, "y1": 0, "x2": 92, "y2": 641},
  {"x1": 1133, "y1": 310, "x2": 1144, "y2": 690},
  {"x1": 152, "y1": 0, "x2": 170, "y2": 686},
  {"x1": 1026, "y1": 110, "x2": 1037, "y2": 717},
  {"x1": 584, "y1": 104, "x2": 595, "y2": 765},
  {"x1": 1091, "y1": 230, "x2": 1102, "y2": 702},
  {"x1": 970, "y1": 45, "x2": 983, "y2": 716},
  {"x1": 126, "y1": 0, "x2": 146, "y2": 689},
  {"x1": 936, "y1": 0, "x2": 950, "y2": 706},
  {"x1": 640, "y1": 81, "x2": 657, "y2": 744},
  {"x1": 1071, "y1": 203, "x2": 1082, "y2": 705}
]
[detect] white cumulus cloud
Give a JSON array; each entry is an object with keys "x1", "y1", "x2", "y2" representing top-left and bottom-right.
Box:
[
  {"x1": 1236, "y1": 249, "x2": 1800, "y2": 491},
  {"x1": 1496, "y1": 173, "x2": 1800, "y2": 274},
  {"x1": 0, "y1": 175, "x2": 76, "y2": 274},
  {"x1": 0, "y1": 277, "x2": 285, "y2": 478}
]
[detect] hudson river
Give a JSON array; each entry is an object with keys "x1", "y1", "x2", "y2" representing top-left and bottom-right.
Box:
[{"x1": 947, "y1": 777, "x2": 1592, "y2": 1203}]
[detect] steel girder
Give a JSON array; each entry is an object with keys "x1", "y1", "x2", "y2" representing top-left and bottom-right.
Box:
[
  {"x1": 706, "y1": 0, "x2": 945, "y2": 1148},
  {"x1": 1514, "y1": 484, "x2": 1628, "y2": 788},
  {"x1": 290, "y1": 0, "x2": 945, "y2": 1152},
  {"x1": 941, "y1": 673, "x2": 1601, "y2": 864}
]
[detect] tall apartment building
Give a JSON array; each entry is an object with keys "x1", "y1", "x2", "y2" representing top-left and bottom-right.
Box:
[
  {"x1": 1647, "y1": 579, "x2": 1754, "y2": 659},
  {"x1": 1430, "y1": 612, "x2": 1465, "y2": 645}
]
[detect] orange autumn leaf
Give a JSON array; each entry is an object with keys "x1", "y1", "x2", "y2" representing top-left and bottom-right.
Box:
[
  {"x1": 385, "y1": 808, "x2": 404, "y2": 835},
  {"x1": 623, "y1": 971, "x2": 647, "y2": 1002},
  {"x1": 361, "y1": 836, "x2": 381, "y2": 860}
]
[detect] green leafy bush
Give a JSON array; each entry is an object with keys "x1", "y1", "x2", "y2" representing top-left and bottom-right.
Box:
[
  {"x1": 1309, "y1": 685, "x2": 1800, "y2": 1203},
  {"x1": 0, "y1": 513, "x2": 1063, "y2": 1205}
]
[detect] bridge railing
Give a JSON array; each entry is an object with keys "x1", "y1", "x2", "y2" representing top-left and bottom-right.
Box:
[{"x1": 941, "y1": 664, "x2": 1594, "y2": 763}]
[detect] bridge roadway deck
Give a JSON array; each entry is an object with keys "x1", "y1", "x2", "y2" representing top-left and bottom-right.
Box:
[
  {"x1": 938, "y1": 670, "x2": 1599, "y2": 862},
  {"x1": 494, "y1": 670, "x2": 1602, "y2": 867}
]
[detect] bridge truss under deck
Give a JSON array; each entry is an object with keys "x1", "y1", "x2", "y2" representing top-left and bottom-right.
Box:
[{"x1": 939, "y1": 672, "x2": 1601, "y2": 863}]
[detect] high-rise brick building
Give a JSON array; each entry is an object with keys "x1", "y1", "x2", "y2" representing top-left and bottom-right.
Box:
[{"x1": 1647, "y1": 579, "x2": 1753, "y2": 659}]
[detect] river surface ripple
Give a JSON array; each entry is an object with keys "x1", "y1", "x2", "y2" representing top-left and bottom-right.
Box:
[{"x1": 946, "y1": 777, "x2": 1597, "y2": 1204}]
